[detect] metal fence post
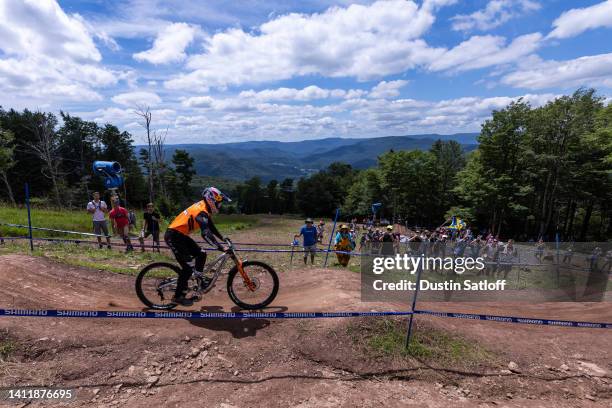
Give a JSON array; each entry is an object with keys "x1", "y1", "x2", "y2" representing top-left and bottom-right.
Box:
[
  {"x1": 324, "y1": 208, "x2": 340, "y2": 267},
  {"x1": 405, "y1": 255, "x2": 423, "y2": 349},
  {"x1": 25, "y1": 183, "x2": 34, "y2": 252}
]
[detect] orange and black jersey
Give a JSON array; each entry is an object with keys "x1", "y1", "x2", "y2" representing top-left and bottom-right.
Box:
[{"x1": 168, "y1": 200, "x2": 223, "y2": 245}]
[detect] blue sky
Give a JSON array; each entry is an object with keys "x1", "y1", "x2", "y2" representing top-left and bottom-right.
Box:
[{"x1": 1, "y1": 0, "x2": 612, "y2": 144}]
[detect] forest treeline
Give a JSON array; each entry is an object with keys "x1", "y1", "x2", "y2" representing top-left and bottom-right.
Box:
[
  {"x1": 0, "y1": 108, "x2": 196, "y2": 214},
  {"x1": 1, "y1": 89, "x2": 611, "y2": 240},
  {"x1": 234, "y1": 89, "x2": 612, "y2": 241}
]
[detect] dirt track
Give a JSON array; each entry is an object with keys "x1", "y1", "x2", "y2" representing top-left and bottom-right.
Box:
[{"x1": 0, "y1": 254, "x2": 611, "y2": 407}]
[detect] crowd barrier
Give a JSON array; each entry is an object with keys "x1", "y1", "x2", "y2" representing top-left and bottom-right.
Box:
[
  {"x1": 1, "y1": 307, "x2": 610, "y2": 328},
  {"x1": 1, "y1": 221, "x2": 610, "y2": 343},
  {"x1": 2, "y1": 223, "x2": 601, "y2": 263},
  {"x1": 0, "y1": 308, "x2": 413, "y2": 319},
  {"x1": 414, "y1": 309, "x2": 612, "y2": 329}
]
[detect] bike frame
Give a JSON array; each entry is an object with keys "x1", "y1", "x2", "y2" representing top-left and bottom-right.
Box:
[{"x1": 194, "y1": 238, "x2": 256, "y2": 293}]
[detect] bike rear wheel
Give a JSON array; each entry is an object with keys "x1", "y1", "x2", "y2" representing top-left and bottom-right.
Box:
[
  {"x1": 227, "y1": 261, "x2": 279, "y2": 310},
  {"x1": 135, "y1": 262, "x2": 182, "y2": 310}
]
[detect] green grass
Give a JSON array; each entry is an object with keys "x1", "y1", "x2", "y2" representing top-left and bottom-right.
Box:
[
  {"x1": 0, "y1": 205, "x2": 257, "y2": 238},
  {"x1": 0, "y1": 340, "x2": 15, "y2": 361},
  {"x1": 0, "y1": 241, "x2": 173, "y2": 275},
  {"x1": 347, "y1": 318, "x2": 493, "y2": 366},
  {"x1": 0, "y1": 210, "x2": 259, "y2": 276}
]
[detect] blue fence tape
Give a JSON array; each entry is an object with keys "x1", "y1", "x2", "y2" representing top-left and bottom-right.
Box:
[
  {"x1": 414, "y1": 309, "x2": 612, "y2": 329},
  {"x1": 0, "y1": 308, "x2": 412, "y2": 319}
]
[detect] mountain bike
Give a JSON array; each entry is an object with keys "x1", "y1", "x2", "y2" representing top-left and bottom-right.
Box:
[{"x1": 135, "y1": 238, "x2": 279, "y2": 310}]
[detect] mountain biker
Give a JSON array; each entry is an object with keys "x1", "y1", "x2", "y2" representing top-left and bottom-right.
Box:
[{"x1": 164, "y1": 187, "x2": 231, "y2": 306}]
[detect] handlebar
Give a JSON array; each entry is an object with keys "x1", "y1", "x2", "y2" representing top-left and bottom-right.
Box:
[{"x1": 223, "y1": 237, "x2": 234, "y2": 252}]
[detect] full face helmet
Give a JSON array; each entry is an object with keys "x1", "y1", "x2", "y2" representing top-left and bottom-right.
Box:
[{"x1": 202, "y1": 187, "x2": 231, "y2": 214}]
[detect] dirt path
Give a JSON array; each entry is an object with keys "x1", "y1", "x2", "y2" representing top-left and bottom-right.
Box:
[{"x1": 0, "y1": 254, "x2": 610, "y2": 407}]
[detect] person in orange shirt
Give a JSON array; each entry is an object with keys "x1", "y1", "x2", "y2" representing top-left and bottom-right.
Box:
[{"x1": 165, "y1": 187, "x2": 231, "y2": 306}]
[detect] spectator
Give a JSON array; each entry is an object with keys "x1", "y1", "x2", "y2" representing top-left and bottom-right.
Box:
[
  {"x1": 563, "y1": 243, "x2": 574, "y2": 264},
  {"x1": 86, "y1": 192, "x2": 112, "y2": 249},
  {"x1": 139, "y1": 202, "x2": 161, "y2": 252},
  {"x1": 498, "y1": 239, "x2": 517, "y2": 279},
  {"x1": 589, "y1": 247, "x2": 602, "y2": 271},
  {"x1": 295, "y1": 218, "x2": 318, "y2": 265},
  {"x1": 128, "y1": 209, "x2": 137, "y2": 232},
  {"x1": 334, "y1": 225, "x2": 355, "y2": 267},
  {"x1": 381, "y1": 225, "x2": 395, "y2": 256},
  {"x1": 535, "y1": 239, "x2": 545, "y2": 263},
  {"x1": 359, "y1": 233, "x2": 367, "y2": 252},
  {"x1": 317, "y1": 220, "x2": 325, "y2": 243},
  {"x1": 109, "y1": 198, "x2": 134, "y2": 252},
  {"x1": 602, "y1": 249, "x2": 612, "y2": 272},
  {"x1": 469, "y1": 236, "x2": 482, "y2": 259}
]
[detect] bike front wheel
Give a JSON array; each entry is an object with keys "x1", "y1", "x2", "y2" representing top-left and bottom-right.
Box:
[
  {"x1": 135, "y1": 262, "x2": 182, "y2": 310},
  {"x1": 227, "y1": 261, "x2": 279, "y2": 310}
]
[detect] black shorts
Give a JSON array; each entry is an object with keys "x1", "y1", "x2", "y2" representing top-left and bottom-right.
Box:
[{"x1": 164, "y1": 229, "x2": 202, "y2": 269}]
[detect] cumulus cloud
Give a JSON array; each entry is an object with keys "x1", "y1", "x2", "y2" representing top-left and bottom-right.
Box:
[
  {"x1": 548, "y1": 0, "x2": 612, "y2": 39},
  {"x1": 502, "y1": 53, "x2": 612, "y2": 90},
  {"x1": 0, "y1": 0, "x2": 100, "y2": 61},
  {"x1": 164, "y1": 0, "x2": 452, "y2": 90},
  {"x1": 428, "y1": 33, "x2": 542, "y2": 72},
  {"x1": 368, "y1": 80, "x2": 409, "y2": 99},
  {"x1": 167, "y1": 91, "x2": 558, "y2": 142},
  {"x1": 182, "y1": 96, "x2": 214, "y2": 108},
  {"x1": 0, "y1": 0, "x2": 121, "y2": 102},
  {"x1": 451, "y1": 0, "x2": 540, "y2": 32},
  {"x1": 238, "y1": 85, "x2": 352, "y2": 101},
  {"x1": 112, "y1": 91, "x2": 162, "y2": 106},
  {"x1": 133, "y1": 22, "x2": 199, "y2": 64}
]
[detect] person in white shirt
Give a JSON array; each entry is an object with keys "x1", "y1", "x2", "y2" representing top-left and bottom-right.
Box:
[{"x1": 87, "y1": 192, "x2": 112, "y2": 249}]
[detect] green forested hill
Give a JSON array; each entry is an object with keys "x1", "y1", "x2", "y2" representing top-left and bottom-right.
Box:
[{"x1": 163, "y1": 133, "x2": 478, "y2": 180}]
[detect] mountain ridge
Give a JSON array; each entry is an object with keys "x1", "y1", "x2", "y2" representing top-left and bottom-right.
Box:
[{"x1": 152, "y1": 133, "x2": 478, "y2": 181}]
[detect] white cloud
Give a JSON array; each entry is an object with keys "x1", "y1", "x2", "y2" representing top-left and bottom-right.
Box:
[
  {"x1": 429, "y1": 33, "x2": 542, "y2": 72},
  {"x1": 451, "y1": 0, "x2": 540, "y2": 32},
  {"x1": 112, "y1": 91, "x2": 162, "y2": 106},
  {"x1": 0, "y1": 0, "x2": 100, "y2": 61},
  {"x1": 0, "y1": 0, "x2": 121, "y2": 103},
  {"x1": 502, "y1": 53, "x2": 612, "y2": 90},
  {"x1": 182, "y1": 95, "x2": 214, "y2": 108},
  {"x1": 238, "y1": 85, "x2": 349, "y2": 101},
  {"x1": 369, "y1": 80, "x2": 409, "y2": 99},
  {"x1": 133, "y1": 22, "x2": 199, "y2": 64},
  {"x1": 548, "y1": 0, "x2": 612, "y2": 39},
  {"x1": 166, "y1": 91, "x2": 558, "y2": 142},
  {"x1": 164, "y1": 0, "x2": 452, "y2": 90}
]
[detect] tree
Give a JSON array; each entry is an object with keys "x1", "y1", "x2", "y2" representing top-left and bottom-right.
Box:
[
  {"x1": 57, "y1": 112, "x2": 101, "y2": 202},
  {"x1": 342, "y1": 168, "x2": 383, "y2": 217},
  {"x1": 172, "y1": 149, "x2": 196, "y2": 204},
  {"x1": 238, "y1": 177, "x2": 264, "y2": 214},
  {"x1": 378, "y1": 150, "x2": 440, "y2": 225},
  {"x1": 430, "y1": 140, "x2": 465, "y2": 218},
  {"x1": 279, "y1": 178, "x2": 295, "y2": 214},
  {"x1": 458, "y1": 100, "x2": 531, "y2": 236},
  {"x1": 295, "y1": 163, "x2": 354, "y2": 217},
  {"x1": 135, "y1": 106, "x2": 154, "y2": 202},
  {"x1": 265, "y1": 179, "x2": 279, "y2": 213},
  {"x1": 0, "y1": 127, "x2": 16, "y2": 204},
  {"x1": 25, "y1": 111, "x2": 63, "y2": 207}
]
